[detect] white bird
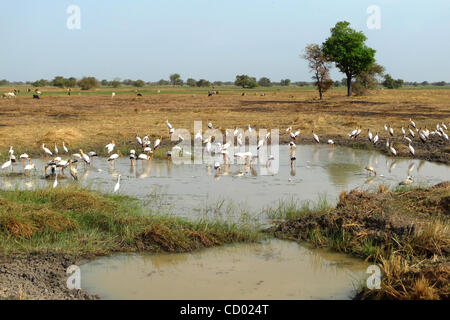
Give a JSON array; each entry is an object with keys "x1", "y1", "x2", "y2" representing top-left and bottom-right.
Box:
[
  {"x1": 442, "y1": 131, "x2": 449, "y2": 140},
  {"x1": 113, "y1": 174, "x2": 121, "y2": 193},
  {"x1": 233, "y1": 128, "x2": 239, "y2": 136},
  {"x1": 54, "y1": 143, "x2": 59, "y2": 154},
  {"x1": 401, "y1": 127, "x2": 406, "y2": 135},
  {"x1": 79, "y1": 149, "x2": 91, "y2": 165},
  {"x1": 207, "y1": 122, "x2": 214, "y2": 130},
  {"x1": 105, "y1": 141, "x2": 116, "y2": 154},
  {"x1": 19, "y1": 153, "x2": 29, "y2": 160},
  {"x1": 24, "y1": 162, "x2": 35, "y2": 172},
  {"x1": 237, "y1": 134, "x2": 243, "y2": 146},
  {"x1": 72, "y1": 153, "x2": 82, "y2": 159},
  {"x1": 108, "y1": 153, "x2": 120, "y2": 162},
  {"x1": 327, "y1": 139, "x2": 334, "y2": 146},
  {"x1": 136, "y1": 135, "x2": 143, "y2": 146},
  {"x1": 166, "y1": 120, "x2": 173, "y2": 130},
  {"x1": 312, "y1": 130, "x2": 320, "y2": 143},
  {"x1": 42, "y1": 144, "x2": 53, "y2": 157},
  {"x1": 154, "y1": 137, "x2": 161, "y2": 149},
  {"x1": 364, "y1": 165, "x2": 377, "y2": 176},
  {"x1": 404, "y1": 136, "x2": 412, "y2": 143},
  {"x1": 408, "y1": 144, "x2": 415, "y2": 157},
  {"x1": 2, "y1": 157, "x2": 12, "y2": 170},
  {"x1": 410, "y1": 119, "x2": 416, "y2": 129},
  {"x1": 399, "y1": 176, "x2": 413, "y2": 186},
  {"x1": 442, "y1": 123, "x2": 448, "y2": 130},
  {"x1": 8, "y1": 146, "x2": 14, "y2": 155},
  {"x1": 384, "y1": 124, "x2": 388, "y2": 132},
  {"x1": 169, "y1": 128, "x2": 175, "y2": 135},
  {"x1": 53, "y1": 174, "x2": 58, "y2": 188},
  {"x1": 257, "y1": 139, "x2": 264, "y2": 150},
  {"x1": 389, "y1": 142, "x2": 397, "y2": 157},
  {"x1": 247, "y1": 124, "x2": 252, "y2": 133},
  {"x1": 195, "y1": 131, "x2": 203, "y2": 141},
  {"x1": 389, "y1": 125, "x2": 394, "y2": 137},
  {"x1": 372, "y1": 132, "x2": 379, "y2": 145},
  {"x1": 367, "y1": 129, "x2": 373, "y2": 142},
  {"x1": 409, "y1": 127, "x2": 415, "y2": 138},
  {"x1": 62, "y1": 141, "x2": 69, "y2": 153},
  {"x1": 206, "y1": 140, "x2": 212, "y2": 153}
]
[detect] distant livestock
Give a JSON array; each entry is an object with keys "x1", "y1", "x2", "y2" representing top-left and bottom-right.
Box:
[
  {"x1": 33, "y1": 94, "x2": 40, "y2": 99},
  {"x1": 112, "y1": 92, "x2": 116, "y2": 98},
  {"x1": 2, "y1": 92, "x2": 16, "y2": 98}
]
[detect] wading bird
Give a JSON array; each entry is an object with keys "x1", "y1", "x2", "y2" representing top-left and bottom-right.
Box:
[
  {"x1": 312, "y1": 130, "x2": 320, "y2": 144},
  {"x1": 113, "y1": 174, "x2": 121, "y2": 193},
  {"x1": 42, "y1": 144, "x2": 53, "y2": 159},
  {"x1": 364, "y1": 165, "x2": 377, "y2": 176}
]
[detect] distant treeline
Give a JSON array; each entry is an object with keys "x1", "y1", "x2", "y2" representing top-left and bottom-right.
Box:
[{"x1": 0, "y1": 76, "x2": 448, "y2": 90}]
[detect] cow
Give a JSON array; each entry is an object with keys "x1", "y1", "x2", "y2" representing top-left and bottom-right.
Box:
[{"x1": 2, "y1": 92, "x2": 16, "y2": 98}]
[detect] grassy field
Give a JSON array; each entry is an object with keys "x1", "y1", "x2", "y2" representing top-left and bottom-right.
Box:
[{"x1": 0, "y1": 86, "x2": 449, "y2": 162}]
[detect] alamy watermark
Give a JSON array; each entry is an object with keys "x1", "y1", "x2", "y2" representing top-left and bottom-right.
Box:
[
  {"x1": 366, "y1": 5, "x2": 381, "y2": 30},
  {"x1": 67, "y1": 5, "x2": 81, "y2": 30}
]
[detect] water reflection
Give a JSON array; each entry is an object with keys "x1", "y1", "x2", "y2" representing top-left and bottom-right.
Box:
[
  {"x1": 0, "y1": 145, "x2": 449, "y2": 219},
  {"x1": 80, "y1": 239, "x2": 369, "y2": 300}
]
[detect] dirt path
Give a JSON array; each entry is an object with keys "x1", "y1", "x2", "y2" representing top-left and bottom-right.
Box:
[{"x1": 0, "y1": 253, "x2": 97, "y2": 300}]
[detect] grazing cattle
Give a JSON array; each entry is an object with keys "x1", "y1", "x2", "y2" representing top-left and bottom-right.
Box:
[
  {"x1": 33, "y1": 94, "x2": 40, "y2": 99},
  {"x1": 2, "y1": 92, "x2": 16, "y2": 98},
  {"x1": 137, "y1": 93, "x2": 143, "y2": 97},
  {"x1": 242, "y1": 92, "x2": 245, "y2": 96},
  {"x1": 111, "y1": 92, "x2": 116, "y2": 98}
]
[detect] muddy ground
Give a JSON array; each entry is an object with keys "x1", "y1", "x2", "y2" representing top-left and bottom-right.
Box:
[{"x1": 0, "y1": 253, "x2": 97, "y2": 300}]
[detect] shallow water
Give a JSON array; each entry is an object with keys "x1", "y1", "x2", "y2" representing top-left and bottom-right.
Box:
[
  {"x1": 2, "y1": 145, "x2": 449, "y2": 219},
  {"x1": 80, "y1": 239, "x2": 369, "y2": 300}
]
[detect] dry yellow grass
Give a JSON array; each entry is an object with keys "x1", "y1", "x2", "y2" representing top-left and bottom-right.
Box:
[{"x1": 0, "y1": 88, "x2": 449, "y2": 159}]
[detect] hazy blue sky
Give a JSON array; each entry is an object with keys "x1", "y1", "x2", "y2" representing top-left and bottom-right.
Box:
[{"x1": 1, "y1": 0, "x2": 449, "y2": 82}]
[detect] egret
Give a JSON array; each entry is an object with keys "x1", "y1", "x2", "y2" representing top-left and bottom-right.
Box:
[
  {"x1": 79, "y1": 149, "x2": 91, "y2": 165},
  {"x1": 42, "y1": 144, "x2": 53, "y2": 159},
  {"x1": 373, "y1": 132, "x2": 379, "y2": 145},
  {"x1": 63, "y1": 141, "x2": 69, "y2": 153},
  {"x1": 367, "y1": 129, "x2": 373, "y2": 142},
  {"x1": 53, "y1": 174, "x2": 58, "y2": 188},
  {"x1": 364, "y1": 165, "x2": 377, "y2": 176},
  {"x1": 105, "y1": 140, "x2": 116, "y2": 154},
  {"x1": 113, "y1": 174, "x2": 121, "y2": 193},
  {"x1": 408, "y1": 144, "x2": 415, "y2": 157},
  {"x1": 69, "y1": 160, "x2": 78, "y2": 180},
  {"x1": 399, "y1": 176, "x2": 413, "y2": 186},
  {"x1": 54, "y1": 143, "x2": 59, "y2": 154},
  {"x1": 312, "y1": 130, "x2": 320, "y2": 143}
]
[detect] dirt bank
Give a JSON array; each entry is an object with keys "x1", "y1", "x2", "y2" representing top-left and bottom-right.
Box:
[
  {"x1": 0, "y1": 253, "x2": 97, "y2": 300},
  {"x1": 268, "y1": 182, "x2": 450, "y2": 299}
]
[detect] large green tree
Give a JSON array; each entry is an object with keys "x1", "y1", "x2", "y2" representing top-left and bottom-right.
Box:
[
  {"x1": 235, "y1": 75, "x2": 258, "y2": 88},
  {"x1": 322, "y1": 21, "x2": 376, "y2": 96}
]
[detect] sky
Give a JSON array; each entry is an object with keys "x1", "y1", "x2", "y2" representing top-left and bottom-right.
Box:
[{"x1": 1, "y1": 0, "x2": 449, "y2": 82}]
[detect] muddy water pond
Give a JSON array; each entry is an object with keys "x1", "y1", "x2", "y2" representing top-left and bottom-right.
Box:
[
  {"x1": 2, "y1": 145, "x2": 449, "y2": 219},
  {"x1": 80, "y1": 239, "x2": 369, "y2": 300}
]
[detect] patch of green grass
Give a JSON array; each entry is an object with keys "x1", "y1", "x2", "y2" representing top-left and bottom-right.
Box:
[
  {"x1": 0, "y1": 186, "x2": 262, "y2": 257},
  {"x1": 264, "y1": 194, "x2": 331, "y2": 221}
]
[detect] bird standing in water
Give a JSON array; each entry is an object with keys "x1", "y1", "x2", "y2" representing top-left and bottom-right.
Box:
[{"x1": 114, "y1": 174, "x2": 121, "y2": 193}]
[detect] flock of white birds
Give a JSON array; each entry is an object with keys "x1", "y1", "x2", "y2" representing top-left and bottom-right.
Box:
[{"x1": 1, "y1": 118, "x2": 448, "y2": 192}]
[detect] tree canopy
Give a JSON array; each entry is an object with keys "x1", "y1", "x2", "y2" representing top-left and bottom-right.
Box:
[
  {"x1": 235, "y1": 75, "x2": 258, "y2": 88},
  {"x1": 322, "y1": 21, "x2": 376, "y2": 96}
]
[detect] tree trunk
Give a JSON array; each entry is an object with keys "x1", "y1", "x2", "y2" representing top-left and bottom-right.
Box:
[{"x1": 346, "y1": 75, "x2": 352, "y2": 97}]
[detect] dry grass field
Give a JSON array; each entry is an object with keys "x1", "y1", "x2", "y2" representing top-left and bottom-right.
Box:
[{"x1": 0, "y1": 87, "x2": 449, "y2": 162}]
